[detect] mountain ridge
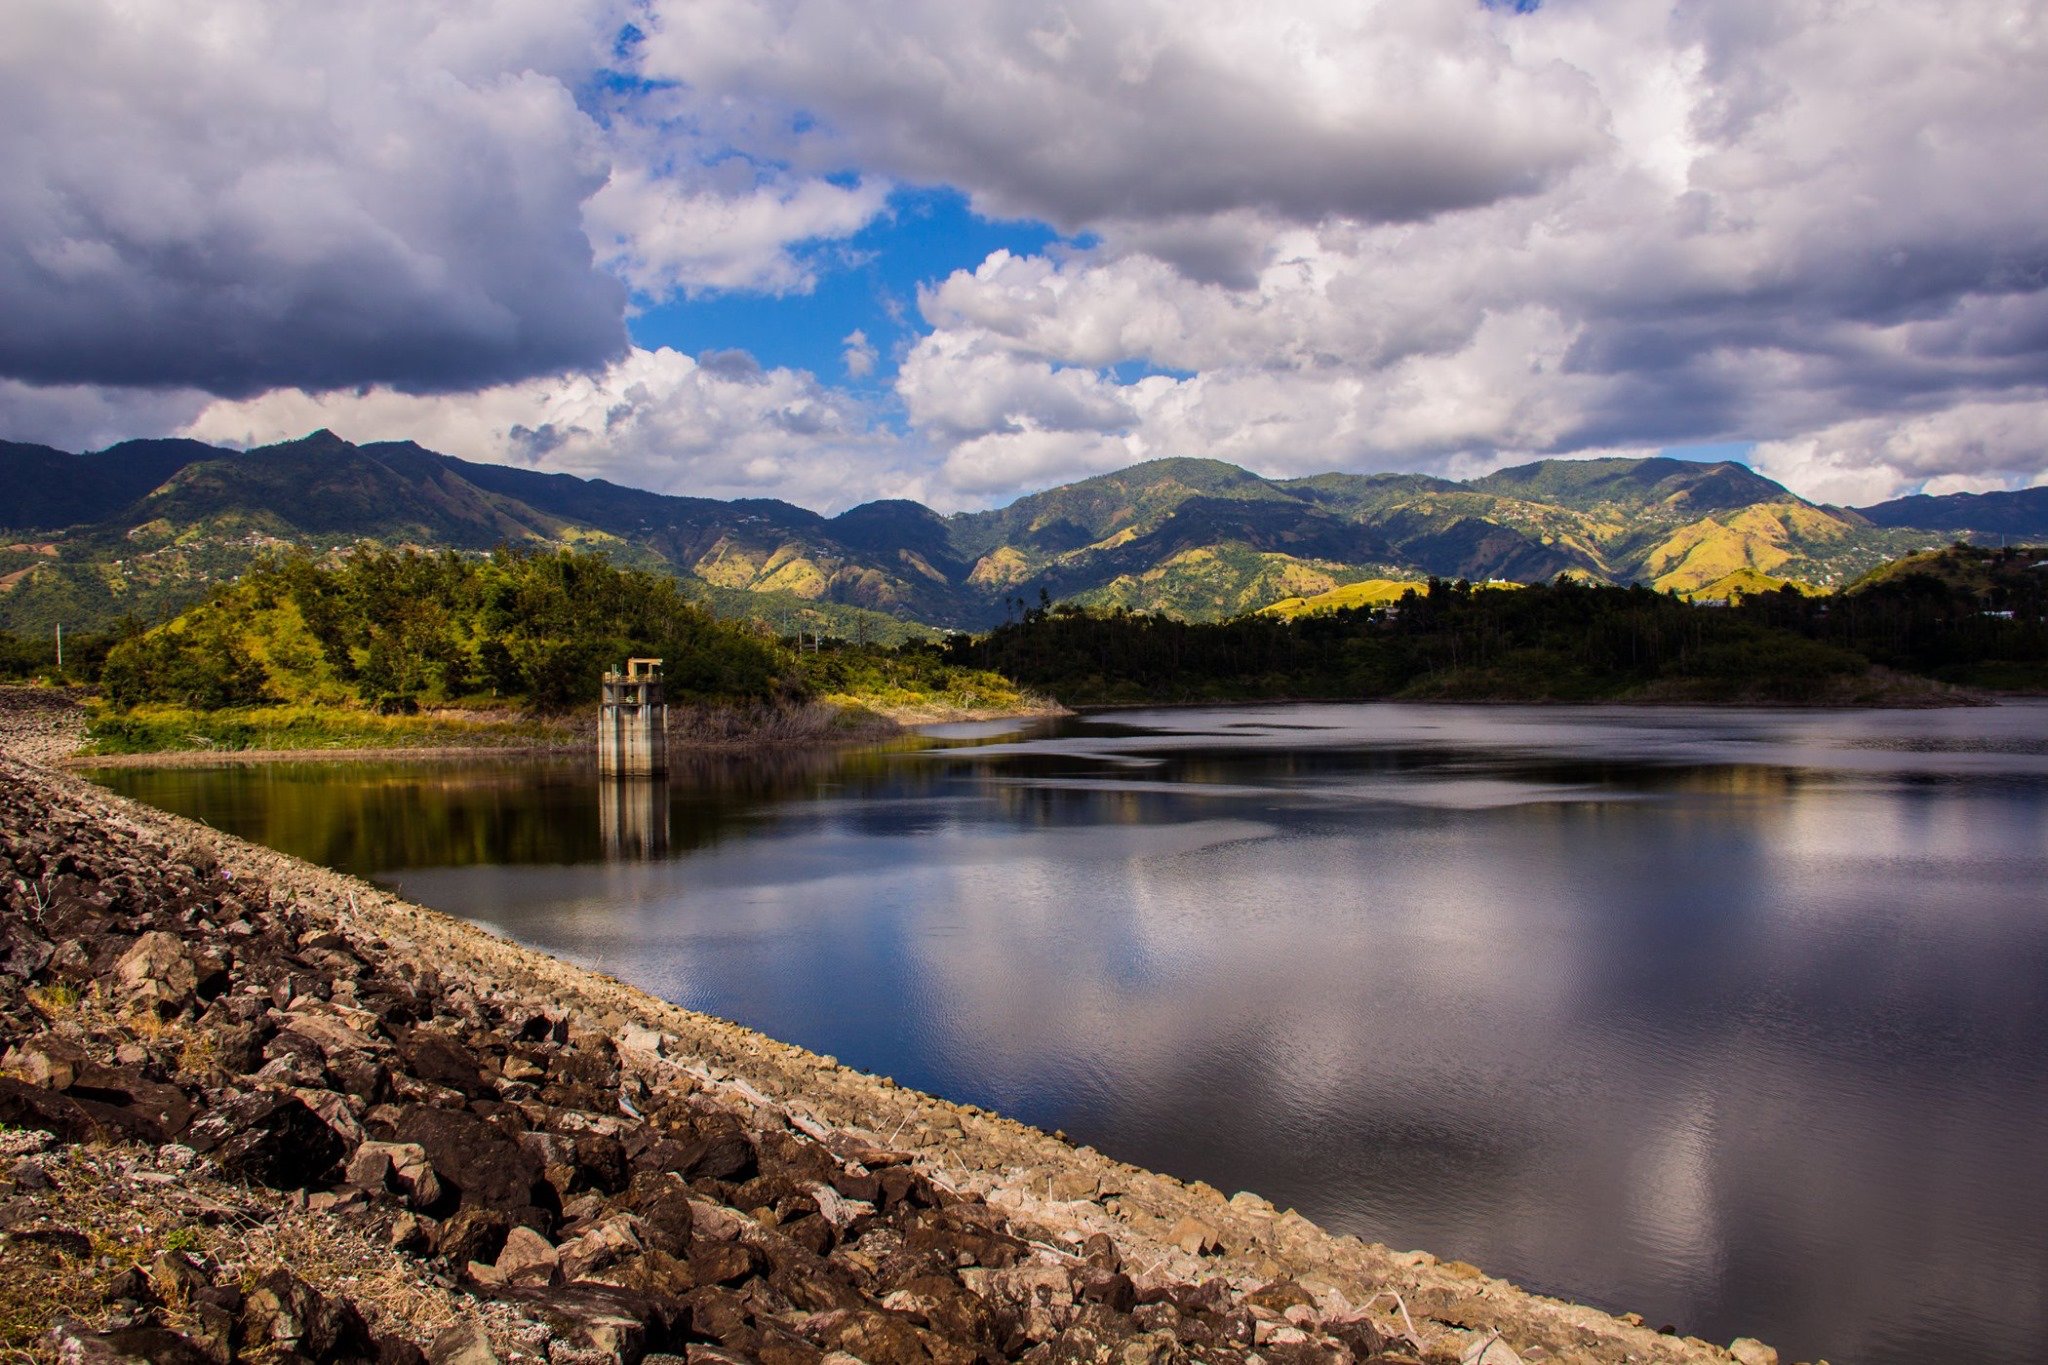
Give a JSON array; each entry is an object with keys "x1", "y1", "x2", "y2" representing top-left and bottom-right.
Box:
[{"x1": 2, "y1": 431, "x2": 2028, "y2": 633}]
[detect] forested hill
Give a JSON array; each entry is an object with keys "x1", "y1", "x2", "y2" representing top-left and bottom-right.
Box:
[
  {"x1": 5, "y1": 430, "x2": 2040, "y2": 635},
  {"x1": 949, "y1": 543, "x2": 2048, "y2": 704}
]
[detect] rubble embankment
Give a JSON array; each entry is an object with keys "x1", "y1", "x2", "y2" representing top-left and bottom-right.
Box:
[{"x1": 0, "y1": 688, "x2": 1781, "y2": 1365}]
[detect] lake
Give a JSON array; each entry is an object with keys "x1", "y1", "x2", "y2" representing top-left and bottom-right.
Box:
[{"x1": 91, "y1": 702, "x2": 2048, "y2": 1365}]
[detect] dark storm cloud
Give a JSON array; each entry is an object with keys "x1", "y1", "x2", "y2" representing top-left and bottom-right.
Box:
[
  {"x1": 0, "y1": 0, "x2": 631, "y2": 397},
  {"x1": 638, "y1": 0, "x2": 1605, "y2": 233}
]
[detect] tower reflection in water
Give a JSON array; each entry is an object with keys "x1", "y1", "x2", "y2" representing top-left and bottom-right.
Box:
[{"x1": 598, "y1": 777, "x2": 670, "y2": 860}]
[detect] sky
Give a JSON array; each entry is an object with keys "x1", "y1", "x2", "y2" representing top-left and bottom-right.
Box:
[{"x1": 2, "y1": 0, "x2": 2045, "y2": 514}]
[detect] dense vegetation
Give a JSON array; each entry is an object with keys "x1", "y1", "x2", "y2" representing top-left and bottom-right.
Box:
[
  {"x1": 0, "y1": 624, "x2": 121, "y2": 683},
  {"x1": 40, "y1": 547, "x2": 1035, "y2": 752},
  {"x1": 96, "y1": 547, "x2": 795, "y2": 713},
  {"x1": 946, "y1": 546, "x2": 2048, "y2": 703},
  {"x1": 14, "y1": 542, "x2": 2042, "y2": 755}
]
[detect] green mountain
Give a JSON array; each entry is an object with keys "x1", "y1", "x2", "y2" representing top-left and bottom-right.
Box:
[{"x1": 0, "y1": 433, "x2": 1955, "y2": 634}]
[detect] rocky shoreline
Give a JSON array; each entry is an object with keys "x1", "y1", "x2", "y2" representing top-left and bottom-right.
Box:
[{"x1": 1, "y1": 690, "x2": 1783, "y2": 1365}]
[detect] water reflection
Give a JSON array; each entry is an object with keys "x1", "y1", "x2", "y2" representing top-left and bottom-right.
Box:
[
  {"x1": 87, "y1": 702, "x2": 2048, "y2": 1365},
  {"x1": 599, "y1": 777, "x2": 669, "y2": 860}
]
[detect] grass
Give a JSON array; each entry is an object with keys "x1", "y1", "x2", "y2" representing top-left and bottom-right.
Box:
[
  {"x1": 78, "y1": 701, "x2": 578, "y2": 755},
  {"x1": 1260, "y1": 578, "x2": 1429, "y2": 618},
  {"x1": 816, "y1": 672, "x2": 1044, "y2": 720}
]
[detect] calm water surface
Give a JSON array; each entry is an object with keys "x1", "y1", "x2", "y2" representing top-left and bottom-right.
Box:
[{"x1": 93, "y1": 703, "x2": 2048, "y2": 1365}]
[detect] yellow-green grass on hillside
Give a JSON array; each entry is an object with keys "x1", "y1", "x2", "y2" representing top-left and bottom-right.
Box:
[
  {"x1": 1260, "y1": 577, "x2": 1529, "y2": 618},
  {"x1": 1260, "y1": 578, "x2": 1427, "y2": 618},
  {"x1": 1079, "y1": 547, "x2": 1389, "y2": 619},
  {"x1": 1642, "y1": 502, "x2": 1852, "y2": 593},
  {"x1": 1677, "y1": 568, "x2": 1825, "y2": 602}
]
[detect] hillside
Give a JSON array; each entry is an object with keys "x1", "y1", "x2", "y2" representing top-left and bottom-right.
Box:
[
  {"x1": 0, "y1": 433, "x2": 1959, "y2": 633},
  {"x1": 1854, "y1": 486, "x2": 2048, "y2": 540}
]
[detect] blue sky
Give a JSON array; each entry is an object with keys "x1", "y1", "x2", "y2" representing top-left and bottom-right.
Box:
[{"x1": 626, "y1": 188, "x2": 1073, "y2": 393}]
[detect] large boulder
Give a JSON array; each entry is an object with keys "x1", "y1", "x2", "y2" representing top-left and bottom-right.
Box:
[
  {"x1": 384, "y1": 1106, "x2": 544, "y2": 1214},
  {"x1": 112, "y1": 931, "x2": 198, "y2": 1014},
  {"x1": 184, "y1": 1091, "x2": 346, "y2": 1189}
]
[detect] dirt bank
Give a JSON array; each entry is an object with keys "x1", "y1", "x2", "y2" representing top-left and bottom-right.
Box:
[{"x1": 0, "y1": 689, "x2": 1781, "y2": 1365}]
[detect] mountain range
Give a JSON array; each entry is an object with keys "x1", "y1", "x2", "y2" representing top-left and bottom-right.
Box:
[{"x1": 4, "y1": 429, "x2": 2043, "y2": 634}]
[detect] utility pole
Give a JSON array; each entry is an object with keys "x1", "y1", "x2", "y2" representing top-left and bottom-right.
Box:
[{"x1": 55, "y1": 623, "x2": 62, "y2": 671}]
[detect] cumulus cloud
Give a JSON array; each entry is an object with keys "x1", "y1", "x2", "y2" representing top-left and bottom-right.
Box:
[
  {"x1": 875, "y1": 0, "x2": 2048, "y2": 500},
  {"x1": 0, "y1": 0, "x2": 634, "y2": 396},
  {"x1": 1750, "y1": 399, "x2": 2048, "y2": 507},
  {"x1": 177, "y1": 346, "x2": 924, "y2": 511},
  {"x1": 6, "y1": 0, "x2": 2047, "y2": 512},
  {"x1": 584, "y1": 151, "x2": 888, "y2": 298},
  {"x1": 638, "y1": 0, "x2": 1604, "y2": 234}
]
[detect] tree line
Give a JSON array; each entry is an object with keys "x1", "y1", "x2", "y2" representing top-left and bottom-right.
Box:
[{"x1": 944, "y1": 554, "x2": 2047, "y2": 703}]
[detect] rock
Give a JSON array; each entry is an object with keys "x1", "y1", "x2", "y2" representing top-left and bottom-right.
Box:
[
  {"x1": 184, "y1": 1090, "x2": 345, "y2": 1189},
  {"x1": 57, "y1": 1064, "x2": 196, "y2": 1138},
  {"x1": 348, "y1": 1140, "x2": 444, "y2": 1208},
  {"x1": 558, "y1": 1215, "x2": 645, "y2": 1281},
  {"x1": 492, "y1": 1225, "x2": 560, "y2": 1287},
  {"x1": 0, "y1": 1076, "x2": 168, "y2": 1147},
  {"x1": 292, "y1": 1086, "x2": 365, "y2": 1144},
  {"x1": 385, "y1": 1106, "x2": 542, "y2": 1212},
  {"x1": 11, "y1": 1226, "x2": 94, "y2": 1259},
  {"x1": 1048, "y1": 1170, "x2": 1099, "y2": 1202},
  {"x1": 1729, "y1": 1340, "x2": 1779, "y2": 1365},
  {"x1": 47, "y1": 1321, "x2": 214, "y2": 1365},
  {"x1": 1460, "y1": 1333, "x2": 1525, "y2": 1365},
  {"x1": 492, "y1": 1282, "x2": 686, "y2": 1361},
  {"x1": 0, "y1": 917, "x2": 54, "y2": 980},
  {"x1": 616, "y1": 1021, "x2": 668, "y2": 1069},
  {"x1": 4, "y1": 1036, "x2": 86, "y2": 1089},
  {"x1": 432, "y1": 1208, "x2": 511, "y2": 1267},
  {"x1": 1168, "y1": 1217, "x2": 1222, "y2": 1256},
  {"x1": 427, "y1": 1319, "x2": 501, "y2": 1365},
  {"x1": 113, "y1": 931, "x2": 198, "y2": 1013},
  {"x1": 237, "y1": 1269, "x2": 375, "y2": 1361}
]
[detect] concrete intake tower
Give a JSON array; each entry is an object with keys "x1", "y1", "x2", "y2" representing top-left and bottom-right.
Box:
[{"x1": 598, "y1": 657, "x2": 668, "y2": 776}]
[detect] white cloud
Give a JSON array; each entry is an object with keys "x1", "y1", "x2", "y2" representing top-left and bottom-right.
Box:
[
  {"x1": 1750, "y1": 399, "x2": 2048, "y2": 507},
  {"x1": 879, "y1": 0, "x2": 2048, "y2": 502},
  {"x1": 5, "y1": 0, "x2": 2047, "y2": 513},
  {"x1": 585, "y1": 161, "x2": 888, "y2": 298},
  {"x1": 177, "y1": 347, "x2": 924, "y2": 512},
  {"x1": 841, "y1": 329, "x2": 879, "y2": 379}
]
